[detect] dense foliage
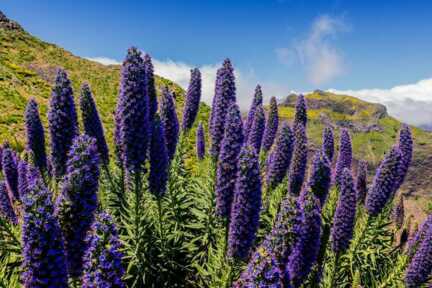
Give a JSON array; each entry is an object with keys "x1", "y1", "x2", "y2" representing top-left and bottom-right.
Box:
[{"x1": 0, "y1": 46, "x2": 429, "y2": 288}]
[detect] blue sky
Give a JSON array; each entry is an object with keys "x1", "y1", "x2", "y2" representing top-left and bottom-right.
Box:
[{"x1": 2, "y1": 0, "x2": 432, "y2": 125}]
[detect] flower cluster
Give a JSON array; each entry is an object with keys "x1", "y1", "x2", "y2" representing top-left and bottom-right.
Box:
[
  {"x1": 392, "y1": 194, "x2": 405, "y2": 229},
  {"x1": 160, "y1": 86, "x2": 179, "y2": 160},
  {"x1": 228, "y1": 145, "x2": 262, "y2": 260},
  {"x1": 288, "y1": 123, "x2": 308, "y2": 196},
  {"x1": 196, "y1": 122, "x2": 206, "y2": 159},
  {"x1": 334, "y1": 129, "x2": 352, "y2": 188},
  {"x1": 293, "y1": 94, "x2": 307, "y2": 130},
  {"x1": 24, "y1": 98, "x2": 47, "y2": 171},
  {"x1": 355, "y1": 160, "x2": 368, "y2": 204},
  {"x1": 395, "y1": 124, "x2": 413, "y2": 191},
  {"x1": 262, "y1": 97, "x2": 279, "y2": 152},
  {"x1": 149, "y1": 114, "x2": 169, "y2": 197},
  {"x1": 2, "y1": 148, "x2": 19, "y2": 201},
  {"x1": 307, "y1": 151, "x2": 332, "y2": 206},
  {"x1": 322, "y1": 126, "x2": 334, "y2": 162},
  {"x1": 266, "y1": 122, "x2": 294, "y2": 189},
  {"x1": 48, "y1": 68, "x2": 79, "y2": 177},
  {"x1": 244, "y1": 85, "x2": 263, "y2": 139},
  {"x1": 82, "y1": 212, "x2": 125, "y2": 288},
  {"x1": 215, "y1": 103, "x2": 244, "y2": 218},
  {"x1": 0, "y1": 181, "x2": 17, "y2": 224},
  {"x1": 56, "y1": 135, "x2": 100, "y2": 277},
  {"x1": 80, "y1": 83, "x2": 109, "y2": 163},
  {"x1": 182, "y1": 68, "x2": 202, "y2": 130},
  {"x1": 144, "y1": 53, "x2": 158, "y2": 120},
  {"x1": 405, "y1": 225, "x2": 432, "y2": 287},
  {"x1": 247, "y1": 104, "x2": 265, "y2": 153}
]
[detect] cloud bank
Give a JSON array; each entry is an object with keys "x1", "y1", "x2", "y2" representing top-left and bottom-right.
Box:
[
  {"x1": 276, "y1": 15, "x2": 348, "y2": 85},
  {"x1": 329, "y1": 78, "x2": 432, "y2": 126}
]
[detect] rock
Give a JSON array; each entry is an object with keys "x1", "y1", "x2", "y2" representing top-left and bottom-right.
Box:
[{"x1": 0, "y1": 10, "x2": 22, "y2": 31}]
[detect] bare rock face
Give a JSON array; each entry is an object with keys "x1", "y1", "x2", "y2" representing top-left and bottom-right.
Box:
[{"x1": 0, "y1": 10, "x2": 22, "y2": 31}]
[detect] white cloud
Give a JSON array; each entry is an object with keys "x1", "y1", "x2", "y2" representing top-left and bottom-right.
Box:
[
  {"x1": 85, "y1": 57, "x2": 121, "y2": 65},
  {"x1": 85, "y1": 56, "x2": 289, "y2": 110},
  {"x1": 329, "y1": 78, "x2": 432, "y2": 126},
  {"x1": 276, "y1": 15, "x2": 348, "y2": 85}
]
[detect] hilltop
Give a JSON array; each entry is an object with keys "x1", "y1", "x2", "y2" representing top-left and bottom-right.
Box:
[{"x1": 0, "y1": 10, "x2": 431, "y2": 219}]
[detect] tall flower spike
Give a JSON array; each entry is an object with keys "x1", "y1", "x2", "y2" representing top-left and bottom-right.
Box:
[
  {"x1": 355, "y1": 160, "x2": 368, "y2": 204},
  {"x1": 160, "y1": 86, "x2": 179, "y2": 160},
  {"x1": 2, "y1": 148, "x2": 19, "y2": 201},
  {"x1": 228, "y1": 145, "x2": 262, "y2": 260},
  {"x1": 82, "y1": 212, "x2": 125, "y2": 288},
  {"x1": 215, "y1": 103, "x2": 244, "y2": 218},
  {"x1": 392, "y1": 194, "x2": 405, "y2": 229},
  {"x1": 407, "y1": 215, "x2": 432, "y2": 257},
  {"x1": 334, "y1": 129, "x2": 352, "y2": 188},
  {"x1": 24, "y1": 98, "x2": 47, "y2": 171},
  {"x1": 322, "y1": 126, "x2": 334, "y2": 162},
  {"x1": 48, "y1": 68, "x2": 79, "y2": 177},
  {"x1": 262, "y1": 96, "x2": 279, "y2": 152},
  {"x1": 293, "y1": 94, "x2": 307, "y2": 130},
  {"x1": 182, "y1": 68, "x2": 202, "y2": 130},
  {"x1": 114, "y1": 47, "x2": 149, "y2": 172},
  {"x1": 287, "y1": 189, "x2": 322, "y2": 287},
  {"x1": 405, "y1": 226, "x2": 432, "y2": 288},
  {"x1": 21, "y1": 172, "x2": 68, "y2": 287},
  {"x1": 80, "y1": 83, "x2": 109, "y2": 164},
  {"x1": 395, "y1": 124, "x2": 413, "y2": 191},
  {"x1": 149, "y1": 114, "x2": 169, "y2": 197},
  {"x1": 0, "y1": 181, "x2": 17, "y2": 224},
  {"x1": 331, "y1": 168, "x2": 357, "y2": 253},
  {"x1": 56, "y1": 135, "x2": 100, "y2": 277},
  {"x1": 307, "y1": 150, "x2": 331, "y2": 206},
  {"x1": 289, "y1": 123, "x2": 308, "y2": 196},
  {"x1": 17, "y1": 159, "x2": 29, "y2": 198},
  {"x1": 266, "y1": 122, "x2": 294, "y2": 190},
  {"x1": 196, "y1": 122, "x2": 206, "y2": 160},
  {"x1": 144, "y1": 53, "x2": 158, "y2": 120},
  {"x1": 247, "y1": 104, "x2": 265, "y2": 153},
  {"x1": 244, "y1": 85, "x2": 263, "y2": 139},
  {"x1": 365, "y1": 146, "x2": 401, "y2": 217},
  {"x1": 210, "y1": 59, "x2": 236, "y2": 158},
  {"x1": 239, "y1": 196, "x2": 301, "y2": 287}
]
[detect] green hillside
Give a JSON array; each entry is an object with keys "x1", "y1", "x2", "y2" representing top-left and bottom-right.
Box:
[{"x1": 0, "y1": 10, "x2": 209, "y2": 149}]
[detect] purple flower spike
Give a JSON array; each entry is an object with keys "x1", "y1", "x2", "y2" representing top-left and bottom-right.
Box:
[
  {"x1": 114, "y1": 47, "x2": 149, "y2": 172},
  {"x1": 160, "y1": 86, "x2": 179, "y2": 160},
  {"x1": 355, "y1": 160, "x2": 368, "y2": 204},
  {"x1": 144, "y1": 53, "x2": 158, "y2": 120},
  {"x1": 182, "y1": 68, "x2": 202, "y2": 130},
  {"x1": 216, "y1": 103, "x2": 244, "y2": 218},
  {"x1": 247, "y1": 104, "x2": 265, "y2": 153},
  {"x1": 287, "y1": 190, "x2": 322, "y2": 288},
  {"x1": 149, "y1": 114, "x2": 169, "y2": 198},
  {"x1": 21, "y1": 172, "x2": 68, "y2": 287},
  {"x1": 56, "y1": 135, "x2": 100, "y2": 277},
  {"x1": 2, "y1": 148, "x2": 19, "y2": 201},
  {"x1": 82, "y1": 212, "x2": 125, "y2": 288},
  {"x1": 407, "y1": 215, "x2": 432, "y2": 257},
  {"x1": 405, "y1": 226, "x2": 432, "y2": 288},
  {"x1": 228, "y1": 145, "x2": 262, "y2": 260},
  {"x1": 392, "y1": 194, "x2": 405, "y2": 229},
  {"x1": 210, "y1": 59, "x2": 236, "y2": 158},
  {"x1": 244, "y1": 85, "x2": 263, "y2": 139},
  {"x1": 334, "y1": 129, "x2": 352, "y2": 188},
  {"x1": 48, "y1": 68, "x2": 79, "y2": 177},
  {"x1": 80, "y1": 83, "x2": 109, "y2": 164},
  {"x1": 24, "y1": 98, "x2": 47, "y2": 171},
  {"x1": 196, "y1": 122, "x2": 206, "y2": 160},
  {"x1": 0, "y1": 181, "x2": 17, "y2": 224},
  {"x1": 395, "y1": 124, "x2": 413, "y2": 191},
  {"x1": 365, "y1": 146, "x2": 401, "y2": 217},
  {"x1": 17, "y1": 159, "x2": 29, "y2": 198},
  {"x1": 288, "y1": 124, "x2": 308, "y2": 196},
  {"x1": 266, "y1": 122, "x2": 294, "y2": 189},
  {"x1": 262, "y1": 96, "x2": 279, "y2": 152},
  {"x1": 331, "y1": 168, "x2": 357, "y2": 253},
  {"x1": 294, "y1": 94, "x2": 307, "y2": 130},
  {"x1": 322, "y1": 126, "x2": 334, "y2": 162},
  {"x1": 307, "y1": 151, "x2": 331, "y2": 206}
]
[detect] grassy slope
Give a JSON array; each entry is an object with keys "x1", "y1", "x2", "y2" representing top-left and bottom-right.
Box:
[
  {"x1": 278, "y1": 91, "x2": 432, "y2": 220},
  {"x1": 0, "y1": 18, "x2": 210, "y2": 151}
]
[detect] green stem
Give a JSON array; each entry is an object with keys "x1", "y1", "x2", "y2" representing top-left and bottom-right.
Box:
[
  {"x1": 330, "y1": 253, "x2": 340, "y2": 288},
  {"x1": 224, "y1": 217, "x2": 230, "y2": 256},
  {"x1": 157, "y1": 197, "x2": 164, "y2": 246}
]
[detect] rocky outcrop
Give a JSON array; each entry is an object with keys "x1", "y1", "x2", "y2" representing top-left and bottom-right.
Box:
[{"x1": 0, "y1": 11, "x2": 22, "y2": 31}]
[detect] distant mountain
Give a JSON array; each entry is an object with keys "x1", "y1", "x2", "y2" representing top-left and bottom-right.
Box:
[
  {"x1": 419, "y1": 123, "x2": 432, "y2": 131},
  {"x1": 278, "y1": 91, "x2": 432, "y2": 220}
]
